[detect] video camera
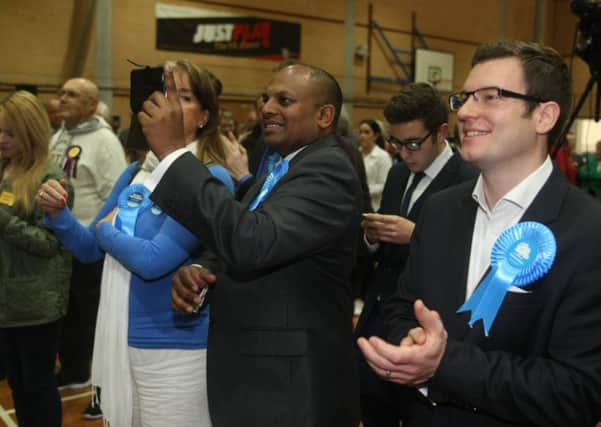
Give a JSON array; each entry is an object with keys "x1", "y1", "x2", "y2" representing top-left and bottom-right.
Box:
[{"x1": 571, "y1": 0, "x2": 601, "y2": 70}]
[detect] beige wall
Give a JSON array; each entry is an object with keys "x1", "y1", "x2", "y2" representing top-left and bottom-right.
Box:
[{"x1": 0, "y1": 0, "x2": 588, "y2": 133}]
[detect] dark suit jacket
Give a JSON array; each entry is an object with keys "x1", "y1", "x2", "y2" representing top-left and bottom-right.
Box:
[
  {"x1": 356, "y1": 152, "x2": 478, "y2": 338},
  {"x1": 152, "y1": 135, "x2": 362, "y2": 427},
  {"x1": 354, "y1": 152, "x2": 477, "y2": 412},
  {"x1": 384, "y1": 167, "x2": 601, "y2": 427},
  {"x1": 237, "y1": 127, "x2": 265, "y2": 200}
]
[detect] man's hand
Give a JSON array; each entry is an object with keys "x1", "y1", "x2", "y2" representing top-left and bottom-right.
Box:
[
  {"x1": 171, "y1": 265, "x2": 217, "y2": 314},
  {"x1": 36, "y1": 179, "x2": 68, "y2": 218},
  {"x1": 362, "y1": 213, "x2": 416, "y2": 244},
  {"x1": 138, "y1": 65, "x2": 185, "y2": 160},
  {"x1": 357, "y1": 299, "x2": 447, "y2": 386},
  {"x1": 222, "y1": 132, "x2": 250, "y2": 181}
]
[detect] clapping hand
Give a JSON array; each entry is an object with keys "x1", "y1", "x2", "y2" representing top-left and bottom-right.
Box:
[{"x1": 357, "y1": 299, "x2": 447, "y2": 386}]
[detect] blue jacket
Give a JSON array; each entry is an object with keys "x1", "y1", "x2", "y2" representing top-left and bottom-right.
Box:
[{"x1": 46, "y1": 161, "x2": 234, "y2": 349}]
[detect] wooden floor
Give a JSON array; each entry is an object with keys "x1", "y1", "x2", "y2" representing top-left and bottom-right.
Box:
[{"x1": 0, "y1": 379, "x2": 101, "y2": 427}]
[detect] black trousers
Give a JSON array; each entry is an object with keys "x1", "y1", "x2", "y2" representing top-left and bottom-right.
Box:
[
  {"x1": 0, "y1": 321, "x2": 62, "y2": 427},
  {"x1": 58, "y1": 258, "x2": 102, "y2": 380}
]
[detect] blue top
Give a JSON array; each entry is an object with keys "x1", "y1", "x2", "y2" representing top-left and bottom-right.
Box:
[{"x1": 46, "y1": 161, "x2": 234, "y2": 349}]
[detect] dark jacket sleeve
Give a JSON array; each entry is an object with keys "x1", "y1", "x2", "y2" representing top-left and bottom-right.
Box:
[{"x1": 151, "y1": 147, "x2": 360, "y2": 273}]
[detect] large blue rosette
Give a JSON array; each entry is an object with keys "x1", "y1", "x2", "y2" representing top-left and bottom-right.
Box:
[
  {"x1": 116, "y1": 183, "x2": 151, "y2": 236},
  {"x1": 457, "y1": 221, "x2": 556, "y2": 336}
]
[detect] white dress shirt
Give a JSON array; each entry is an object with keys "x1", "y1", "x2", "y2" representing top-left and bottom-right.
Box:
[
  {"x1": 401, "y1": 142, "x2": 453, "y2": 214},
  {"x1": 362, "y1": 145, "x2": 393, "y2": 211},
  {"x1": 466, "y1": 156, "x2": 553, "y2": 299},
  {"x1": 364, "y1": 142, "x2": 453, "y2": 252}
]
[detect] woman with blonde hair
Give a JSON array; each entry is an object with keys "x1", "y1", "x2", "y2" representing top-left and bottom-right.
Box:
[
  {"x1": 38, "y1": 60, "x2": 233, "y2": 426},
  {"x1": 0, "y1": 90, "x2": 72, "y2": 427}
]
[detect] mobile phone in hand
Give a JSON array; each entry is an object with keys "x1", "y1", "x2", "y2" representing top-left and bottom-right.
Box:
[{"x1": 126, "y1": 66, "x2": 164, "y2": 151}]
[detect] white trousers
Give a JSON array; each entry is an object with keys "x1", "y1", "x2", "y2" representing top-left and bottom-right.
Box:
[{"x1": 128, "y1": 347, "x2": 211, "y2": 427}]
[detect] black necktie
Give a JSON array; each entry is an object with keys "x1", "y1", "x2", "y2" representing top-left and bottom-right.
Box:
[{"x1": 399, "y1": 172, "x2": 425, "y2": 217}]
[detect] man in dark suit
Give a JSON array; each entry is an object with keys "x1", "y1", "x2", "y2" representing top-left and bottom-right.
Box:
[
  {"x1": 355, "y1": 83, "x2": 478, "y2": 427},
  {"x1": 358, "y1": 40, "x2": 601, "y2": 426},
  {"x1": 140, "y1": 63, "x2": 361, "y2": 426}
]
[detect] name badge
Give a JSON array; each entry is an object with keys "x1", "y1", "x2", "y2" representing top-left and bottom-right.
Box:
[{"x1": 0, "y1": 191, "x2": 15, "y2": 206}]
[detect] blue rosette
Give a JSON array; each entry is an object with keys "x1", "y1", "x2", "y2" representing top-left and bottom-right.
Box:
[
  {"x1": 116, "y1": 183, "x2": 151, "y2": 236},
  {"x1": 248, "y1": 159, "x2": 289, "y2": 211},
  {"x1": 457, "y1": 221, "x2": 556, "y2": 336}
]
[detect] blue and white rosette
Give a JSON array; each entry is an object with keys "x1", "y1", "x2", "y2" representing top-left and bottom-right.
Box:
[
  {"x1": 457, "y1": 221, "x2": 556, "y2": 336},
  {"x1": 116, "y1": 183, "x2": 151, "y2": 236}
]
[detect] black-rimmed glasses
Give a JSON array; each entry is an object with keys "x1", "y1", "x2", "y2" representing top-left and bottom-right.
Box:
[
  {"x1": 387, "y1": 130, "x2": 433, "y2": 152},
  {"x1": 448, "y1": 86, "x2": 547, "y2": 111}
]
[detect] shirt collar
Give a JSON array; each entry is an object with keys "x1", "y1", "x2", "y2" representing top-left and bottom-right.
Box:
[
  {"x1": 284, "y1": 145, "x2": 308, "y2": 162},
  {"x1": 472, "y1": 156, "x2": 553, "y2": 212},
  {"x1": 422, "y1": 141, "x2": 453, "y2": 180}
]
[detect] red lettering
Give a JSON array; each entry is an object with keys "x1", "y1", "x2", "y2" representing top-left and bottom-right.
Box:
[
  {"x1": 232, "y1": 21, "x2": 272, "y2": 48},
  {"x1": 232, "y1": 23, "x2": 249, "y2": 42},
  {"x1": 260, "y1": 22, "x2": 271, "y2": 48}
]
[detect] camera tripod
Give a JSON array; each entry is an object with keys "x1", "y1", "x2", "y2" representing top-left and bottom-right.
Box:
[{"x1": 552, "y1": 68, "x2": 601, "y2": 157}]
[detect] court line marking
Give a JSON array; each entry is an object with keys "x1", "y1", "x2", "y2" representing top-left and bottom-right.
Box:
[
  {"x1": 0, "y1": 403, "x2": 17, "y2": 427},
  {"x1": 61, "y1": 389, "x2": 93, "y2": 402}
]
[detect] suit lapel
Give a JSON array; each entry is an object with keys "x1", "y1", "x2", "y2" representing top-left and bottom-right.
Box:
[
  {"x1": 442, "y1": 188, "x2": 479, "y2": 338},
  {"x1": 242, "y1": 135, "x2": 338, "y2": 207},
  {"x1": 457, "y1": 167, "x2": 568, "y2": 341},
  {"x1": 242, "y1": 174, "x2": 268, "y2": 205},
  {"x1": 519, "y1": 167, "x2": 566, "y2": 225},
  {"x1": 394, "y1": 168, "x2": 411, "y2": 213},
  {"x1": 408, "y1": 154, "x2": 460, "y2": 219}
]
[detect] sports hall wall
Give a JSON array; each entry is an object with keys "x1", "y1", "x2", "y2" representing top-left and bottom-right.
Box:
[{"x1": 0, "y1": 0, "x2": 590, "y2": 131}]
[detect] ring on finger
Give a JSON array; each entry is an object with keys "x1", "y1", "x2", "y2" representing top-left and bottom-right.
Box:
[{"x1": 385, "y1": 369, "x2": 391, "y2": 378}]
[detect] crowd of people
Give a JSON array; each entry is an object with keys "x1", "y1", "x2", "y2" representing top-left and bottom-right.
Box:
[{"x1": 0, "y1": 39, "x2": 601, "y2": 427}]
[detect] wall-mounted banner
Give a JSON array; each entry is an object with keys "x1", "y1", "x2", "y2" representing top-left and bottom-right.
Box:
[{"x1": 155, "y1": 2, "x2": 301, "y2": 61}]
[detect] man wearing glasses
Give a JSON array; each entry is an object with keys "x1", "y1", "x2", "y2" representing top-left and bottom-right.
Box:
[
  {"x1": 355, "y1": 82, "x2": 477, "y2": 427},
  {"x1": 358, "y1": 40, "x2": 601, "y2": 426}
]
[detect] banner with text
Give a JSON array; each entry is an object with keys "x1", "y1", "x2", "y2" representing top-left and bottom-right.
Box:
[{"x1": 156, "y1": 3, "x2": 301, "y2": 61}]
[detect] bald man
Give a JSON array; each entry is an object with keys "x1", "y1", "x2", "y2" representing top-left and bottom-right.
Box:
[
  {"x1": 45, "y1": 98, "x2": 62, "y2": 133},
  {"x1": 49, "y1": 78, "x2": 127, "y2": 402}
]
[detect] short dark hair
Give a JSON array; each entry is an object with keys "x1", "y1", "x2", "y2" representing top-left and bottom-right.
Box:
[
  {"x1": 276, "y1": 62, "x2": 343, "y2": 128},
  {"x1": 471, "y1": 40, "x2": 572, "y2": 146},
  {"x1": 383, "y1": 82, "x2": 448, "y2": 132},
  {"x1": 307, "y1": 65, "x2": 343, "y2": 127}
]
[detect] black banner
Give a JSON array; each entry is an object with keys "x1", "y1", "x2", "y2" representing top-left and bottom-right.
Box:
[{"x1": 156, "y1": 17, "x2": 301, "y2": 61}]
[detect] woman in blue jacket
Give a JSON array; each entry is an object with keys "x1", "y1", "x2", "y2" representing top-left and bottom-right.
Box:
[{"x1": 38, "y1": 60, "x2": 233, "y2": 427}]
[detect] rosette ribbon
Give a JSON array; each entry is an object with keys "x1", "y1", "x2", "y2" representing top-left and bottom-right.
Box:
[
  {"x1": 116, "y1": 183, "x2": 151, "y2": 236},
  {"x1": 248, "y1": 159, "x2": 289, "y2": 211},
  {"x1": 457, "y1": 221, "x2": 556, "y2": 336}
]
